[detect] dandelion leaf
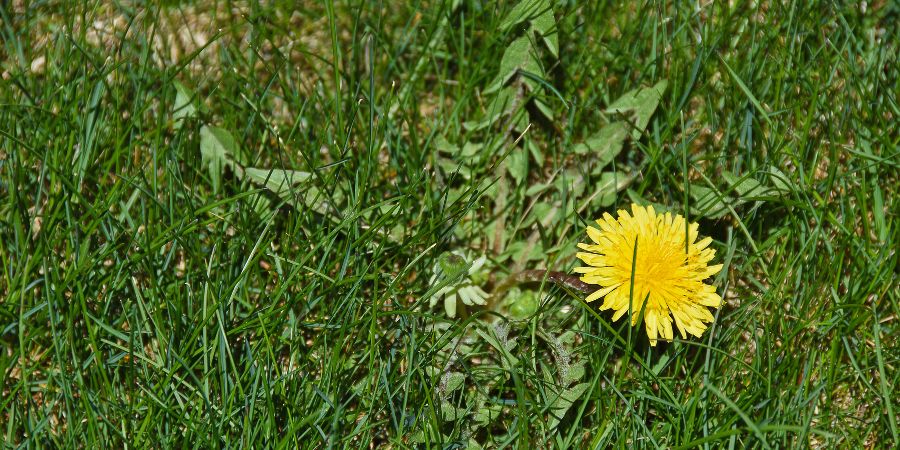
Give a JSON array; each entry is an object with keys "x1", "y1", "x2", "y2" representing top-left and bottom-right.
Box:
[
  {"x1": 200, "y1": 125, "x2": 245, "y2": 193},
  {"x1": 689, "y1": 184, "x2": 731, "y2": 219},
  {"x1": 464, "y1": 86, "x2": 516, "y2": 130},
  {"x1": 244, "y1": 167, "x2": 312, "y2": 198},
  {"x1": 444, "y1": 372, "x2": 465, "y2": 393},
  {"x1": 548, "y1": 382, "x2": 590, "y2": 429},
  {"x1": 173, "y1": 81, "x2": 198, "y2": 128},
  {"x1": 507, "y1": 147, "x2": 529, "y2": 185},
  {"x1": 243, "y1": 168, "x2": 341, "y2": 217},
  {"x1": 573, "y1": 122, "x2": 628, "y2": 171},
  {"x1": 592, "y1": 172, "x2": 621, "y2": 208},
  {"x1": 499, "y1": 0, "x2": 547, "y2": 32},
  {"x1": 606, "y1": 80, "x2": 668, "y2": 139},
  {"x1": 531, "y1": 7, "x2": 558, "y2": 58},
  {"x1": 441, "y1": 402, "x2": 463, "y2": 421},
  {"x1": 485, "y1": 35, "x2": 542, "y2": 94},
  {"x1": 722, "y1": 171, "x2": 773, "y2": 201}
]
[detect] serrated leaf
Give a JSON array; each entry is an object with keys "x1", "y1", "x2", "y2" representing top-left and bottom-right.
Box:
[
  {"x1": 549, "y1": 382, "x2": 590, "y2": 429},
  {"x1": 441, "y1": 402, "x2": 463, "y2": 421},
  {"x1": 521, "y1": 200, "x2": 553, "y2": 226},
  {"x1": 434, "y1": 135, "x2": 456, "y2": 154},
  {"x1": 573, "y1": 122, "x2": 628, "y2": 171},
  {"x1": 722, "y1": 171, "x2": 771, "y2": 200},
  {"x1": 472, "y1": 404, "x2": 503, "y2": 426},
  {"x1": 527, "y1": 139, "x2": 543, "y2": 167},
  {"x1": 499, "y1": 0, "x2": 547, "y2": 32},
  {"x1": 475, "y1": 328, "x2": 520, "y2": 366},
  {"x1": 435, "y1": 156, "x2": 468, "y2": 178},
  {"x1": 513, "y1": 109, "x2": 530, "y2": 133},
  {"x1": 626, "y1": 189, "x2": 668, "y2": 212},
  {"x1": 461, "y1": 141, "x2": 484, "y2": 158},
  {"x1": 507, "y1": 147, "x2": 529, "y2": 185},
  {"x1": 446, "y1": 187, "x2": 465, "y2": 206},
  {"x1": 444, "y1": 372, "x2": 465, "y2": 393},
  {"x1": 246, "y1": 193, "x2": 275, "y2": 220},
  {"x1": 555, "y1": 168, "x2": 586, "y2": 198},
  {"x1": 388, "y1": 223, "x2": 406, "y2": 242},
  {"x1": 435, "y1": 136, "x2": 483, "y2": 159},
  {"x1": 243, "y1": 167, "x2": 342, "y2": 217},
  {"x1": 244, "y1": 168, "x2": 312, "y2": 199},
  {"x1": 481, "y1": 180, "x2": 499, "y2": 199},
  {"x1": 564, "y1": 361, "x2": 586, "y2": 385},
  {"x1": 689, "y1": 184, "x2": 730, "y2": 219},
  {"x1": 690, "y1": 172, "x2": 774, "y2": 219},
  {"x1": 173, "y1": 81, "x2": 198, "y2": 128},
  {"x1": 409, "y1": 430, "x2": 426, "y2": 444},
  {"x1": 203, "y1": 125, "x2": 248, "y2": 164},
  {"x1": 532, "y1": 201, "x2": 553, "y2": 220},
  {"x1": 558, "y1": 330, "x2": 576, "y2": 344},
  {"x1": 200, "y1": 125, "x2": 243, "y2": 193},
  {"x1": 485, "y1": 35, "x2": 543, "y2": 94},
  {"x1": 606, "y1": 80, "x2": 668, "y2": 139},
  {"x1": 532, "y1": 97, "x2": 554, "y2": 120},
  {"x1": 651, "y1": 352, "x2": 670, "y2": 376},
  {"x1": 506, "y1": 240, "x2": 544, "y2": 262},
  {"x1": 464, "y1": 87, "x2": 516, "y2": 131},
  {"x1": 505, "y1": 337, "x2": 518, "y2": 352},
  {"x1": 591, "y1": 172, "x2": 620, "y2": 208},
  {"x1": 768, "y1": 167, "x2": 793, "y2": 194},
  {"x1": 531, "y1": 7, "x2": 558, "y2": 58},
  {"x1": 525, "y1": 183, "x2": 551, "y2": 197}
]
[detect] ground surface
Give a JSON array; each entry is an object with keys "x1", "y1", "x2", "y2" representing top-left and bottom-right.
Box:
[{"x1": 1, "y1": 1, "x2": 898, "y2": 448}]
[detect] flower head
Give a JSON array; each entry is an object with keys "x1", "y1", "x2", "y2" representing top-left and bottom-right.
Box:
[
  {"x1": 429, "y1": 251, "x2": 489, "y2": 318},
  {"x1": 575, "y1": 204, "x2": 723, "y2": 345}
]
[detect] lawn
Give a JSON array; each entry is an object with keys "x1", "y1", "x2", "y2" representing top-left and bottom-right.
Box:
[{"x1": 1, "y1": 0, "x2": 898, "y2": 448}]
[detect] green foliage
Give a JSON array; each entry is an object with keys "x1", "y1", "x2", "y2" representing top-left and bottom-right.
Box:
[
  {"x1": 504, "y1": 288, "x2": 540, "y2": 319},
  {"x1": 689, "y1": 171, "x2": 777, "y2": 219},
  {"x1": 485, "y1": 35, "x2": 543, "y2": 94},
  {"x1": 172, "y1": 81, "x2": 199, "y2": 128},
  {"x1": 606, "y1": 80, "x2": 668, "y2": 139},
  {"x1": 199, "y1": 125, "x2": 244, "y2": 193},
  {"x1": 1, "y1": 0, "x2": 897, "y2": 448}
]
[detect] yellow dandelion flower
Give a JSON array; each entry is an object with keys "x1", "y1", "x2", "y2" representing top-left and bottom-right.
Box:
[{"x1": 575, "y1": 203, "x2": 723, "y2": 346}]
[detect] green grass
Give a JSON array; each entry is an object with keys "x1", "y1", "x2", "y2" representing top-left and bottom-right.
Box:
[{"x1": 1, "y1": 0, "x2": 898, "y2": 448}]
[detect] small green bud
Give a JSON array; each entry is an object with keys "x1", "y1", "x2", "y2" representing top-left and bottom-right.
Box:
[
  {"x1": 507, "y1": 289, "x2": 538, "y2": 319},
  {"x1": 438, "y1": 252, "x2": 468, "y2": 281}
]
